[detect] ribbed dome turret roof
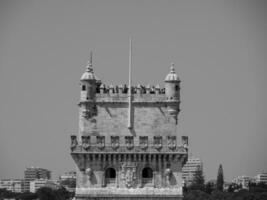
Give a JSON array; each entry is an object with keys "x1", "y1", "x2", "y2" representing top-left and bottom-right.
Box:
[
  {"x1": 80, "y1": 52, "x2": 100, "y2": 81},
  {"x1": 165, "y1": 63, "x2": 179, "y2": 82}
]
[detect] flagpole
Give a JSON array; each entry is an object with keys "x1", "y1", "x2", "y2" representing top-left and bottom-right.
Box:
[{"x1": 128, "y1": 37, "x2": 132, "y2": 129}]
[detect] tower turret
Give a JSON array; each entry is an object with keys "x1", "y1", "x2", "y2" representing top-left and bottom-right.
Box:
[
  {"x1": 164, "y1": 63, "x2": 180, "y2": 100},
  {"x1": 165, "y1": 63, "x2": 180, "y2": 123},
  {"x1": 80, "y1": 52, "x2": 99, "y2": 101}
]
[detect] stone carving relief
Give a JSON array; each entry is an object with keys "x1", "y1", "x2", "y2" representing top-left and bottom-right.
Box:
[
  {"x1": 154, "y1": 136, "x2": 162, "y2": 150},
  {"x1": 111, "y1": 136, "x2": 119, "y2": 150},
  {"x1": 82, "y1": 110, "x2": 91, "y2": 119},
  {"x1": 97, "y1": 136, "x2": 105, "y2": 149},
  {"x1": 81, "y1": 105, "x2": 97, "y2": 119},
  {"x1": 81, "y1": 136, "x2": 90, "y2": 150},
  {"x1": 85, "y1": 167, "x2": 93, "y2": 180},
  {"x1": 182, "y1": 136, "x2": 188, "y2": 150},
  {"x1": 125, "y1": 136, "x2": 134, "y2": 149},
  {"x1": 121, "y1": 163, "x2": 137, "y2": 188},
  {"x1": 164, "y1": 168, "x2": 172, "y2": 186},
  {"x1": 139, "y1": 136, "x2": 148, "y2": 150},
  {"x1": 167, "y1": 136, "x2": 176, "y2": 150},
  {"x1": 70, "y1": 135, "x2": 78, "y2": 151}
]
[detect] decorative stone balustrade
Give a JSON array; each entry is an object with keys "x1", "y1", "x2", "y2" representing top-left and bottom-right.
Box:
[{"x1": 70, "y1": 135, "x2": 188, "y2": 154}]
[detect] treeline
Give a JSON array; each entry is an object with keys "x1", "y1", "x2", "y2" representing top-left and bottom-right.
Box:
[
  {"x1": 184, "y1": 182, "x2": 267, "y2": 200},
  {"x1": 0, "y1": 187, "x2": 74, "y2": 200},
  {"x1": 183, "y1": 164, "x2": 267, "y2": 200}
]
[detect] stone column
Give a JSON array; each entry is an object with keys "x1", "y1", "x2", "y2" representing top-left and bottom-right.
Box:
[
  {"x1": 153, "y1": 171, "x2": 156, "y2": 188},
  {"x1": 159, "y1": 154, "x2": 162, "y2": 188},
  {"x1": 116, "y1": 165, "x2": 119, "y2": 188},
  {"x1": 102, "y1": 170, "x2": 106, "y2": 187}
]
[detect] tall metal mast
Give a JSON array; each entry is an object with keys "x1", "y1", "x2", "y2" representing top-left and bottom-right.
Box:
[{"x1": 128, "y1": 37, "x2": 132, "y2": 129}]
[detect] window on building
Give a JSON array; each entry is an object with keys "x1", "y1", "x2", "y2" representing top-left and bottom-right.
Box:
[
  {"x1": 142, "y1": 167, "x2": 153, "y2": 185},
  {"x1": 105, "y1": 168, "x2": 116, "y2": 186},
  {"x1": 82, "y1": 85, "x2": 86, "y2": 91},
  {"x1": 175, "y1": 85, "x2": 179, "y2": 91},
  {"x1": 105, "y1": 168, "x2": 116, "y2": 179}
]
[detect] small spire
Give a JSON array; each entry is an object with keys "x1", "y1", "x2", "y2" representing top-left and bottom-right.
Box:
[
  {"x1": 165, "y1": 62, "x2": 179, "y2": 82},
  {"x1": 170, "y1": 63, "x2": 175, "y2": 73},
  {"x1": 86, "y1": 51, "x2": 93, "y2": 72}
]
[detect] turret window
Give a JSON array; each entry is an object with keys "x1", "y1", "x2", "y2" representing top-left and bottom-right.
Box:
[
  {"x1": 82, "y1": 85, "x2": 86, "y2": 91},
  {"x1": 175, "y1": 85, "x2": 179, "y2": 91}
]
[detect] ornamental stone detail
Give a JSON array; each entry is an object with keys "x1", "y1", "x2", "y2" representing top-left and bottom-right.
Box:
[
  {"x1": 154, "y1": 136, "x2": 162, "y2": 150},
  {"x1": 81, "y1": 136, "x2": 90, "y2": 151},
  {"x1": 70, "y1": 135, "x2": 78, "y2": 151},
  {"x1": 121, "y1": 163, "x2": 137, "y2": 188},
  {"x1": 167, "y1": 136, "x2": 176, "y2": 150},
  {"x1": 125, "y1": 136, "x2": 134, "y2": 150},
  {"x1": 111, "y1": 136, "x2": 120, "y2": 150},
  {"x1": 97, "y1": 136, "x2": 105, "y2": 149}
]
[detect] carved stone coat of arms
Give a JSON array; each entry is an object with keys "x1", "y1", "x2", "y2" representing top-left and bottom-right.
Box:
[{"x1": 121, "y1": 163, "x2": 137, "y2": 188}]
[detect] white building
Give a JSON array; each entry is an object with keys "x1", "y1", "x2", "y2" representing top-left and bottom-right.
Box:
[
  {"x1": 232, "y1": 175, "x2": 252, "y2": 189},
  {"x1": 0, "y1": 179, "x2": 23, "y2": 193},
  {"x1": 59, "y1": 171, "x2": 76, "y2": 192},
  {"x1": 30, "y1": 179, "x2": 59, "y2": 193},
  {"x1": 59, "y1": 171, "x2": 76, "y2": 181},
  {"x1": 182, "y1": 157, "x2": 203, "y2": 186},
  {"x1": 255, "y1": 173, "x2": 267, "y2": 184}
]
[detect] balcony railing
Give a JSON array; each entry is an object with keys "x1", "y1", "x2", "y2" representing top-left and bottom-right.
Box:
[
  {"x1": 142, "y1": 178, "x2": 153, "y2": 186},
  {"x1": 105, "y1": 178, "x2": 116, "y2": 185}
]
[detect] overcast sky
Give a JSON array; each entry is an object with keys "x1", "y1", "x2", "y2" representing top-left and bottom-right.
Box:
[{"x1": 0, "y1": 0, "x2": 266, "y2": 181}]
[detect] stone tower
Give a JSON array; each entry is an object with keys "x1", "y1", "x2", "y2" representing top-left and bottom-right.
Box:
[{"x1": 70, "y1": 48, "x2": 188, "y2": 200}]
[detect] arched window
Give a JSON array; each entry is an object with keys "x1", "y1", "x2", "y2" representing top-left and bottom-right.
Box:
[
  {"x1": 105, "y1": 168, "x2": 116, "y2": 186},
  {"x1": 142, "y1": 167, "x2": 153, "y2": 178},
  {"x1": 142, "y1": 167, "x2": 153, "y2": 185},
  {"x1": 82, "y1": 85, "x2": 86, "y2": 91}
]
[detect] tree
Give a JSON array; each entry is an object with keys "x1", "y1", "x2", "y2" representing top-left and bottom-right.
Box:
[
  {"x1": 36, "y1": 187, "x2": 56, "y2": 200},
  {"x1": 216, "y1": 164, "x2": 224, "y2": 191},
  {"x1": 205, "y1": 182, "x2": 215, "y2": 194},
  {"x1": 184, "y1": 190, "x2": 211, "y2": 200},
  {"x1": 16, "y1": 192, "x2": 38, "y2": 200},
  {"x1": 190, "y1": 165, "x2": 205, "y2": 191}
]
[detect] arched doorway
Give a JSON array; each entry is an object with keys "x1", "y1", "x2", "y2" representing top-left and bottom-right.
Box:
[
  {"x1": 142, "y1": 167, "x2": 153, "y2": 185},
  {"x1": 105, "y1": 168, "x2": 116, "y2": 186}
]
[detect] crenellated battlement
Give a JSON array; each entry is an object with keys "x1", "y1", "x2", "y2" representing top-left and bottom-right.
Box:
[
  {"x1": 80, "y1": 83, "x2": 181, "y2": 103},
  {"x1": 96, "y1": 84, "x2": 165, "y2": 95}
]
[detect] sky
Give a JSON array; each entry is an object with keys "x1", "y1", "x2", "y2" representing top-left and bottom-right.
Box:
[{"x1": 0, "y1": 0, "x2": 266, "y2": 181}]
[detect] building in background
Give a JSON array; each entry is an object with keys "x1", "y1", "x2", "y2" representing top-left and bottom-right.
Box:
[
  {"x1": 59, "y1": 171, "x2": 76, "y2": 192},
  {"x1": 23, "y1": 167, "x2": 51, "y2": 192},
  {"x1": 70, "y1": 51, "x2": 188, "y2": 199},
  {"x1": 182, "y1": 157, "x2": 203, "y2": 186},
  {"x1": 254, "y1": 173, "x2": 267, "y2": 184},
  {"x1": 30, "y1": 179, "x2": 59, "y2": 193},
  {"x1": 232, "y1": 175, "x2": 252, "y2": 189},
  {"x1": 0, "y1": 179, "x2": 23, "y2": 193}
]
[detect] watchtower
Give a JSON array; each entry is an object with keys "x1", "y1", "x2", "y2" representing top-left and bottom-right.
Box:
[{"x1": 70, "y1": 43, "x2": 188, "y2": 200}]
